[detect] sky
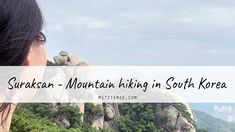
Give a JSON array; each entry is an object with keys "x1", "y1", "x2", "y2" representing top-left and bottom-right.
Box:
[
  {"x1": 39, "y1": 0, "x2": 235, "y2": 66},
  {"x1": 37, "y1": 0, "x2": 235, "y2": 122}
]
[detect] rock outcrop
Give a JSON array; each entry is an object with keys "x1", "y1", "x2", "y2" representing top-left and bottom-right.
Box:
[
  {"x1": 103, "y1": 103, "x2": 120, "y2": 131},
  {"x1": 48, "y1": 51, "x2": 196, "y2": 132},
  {"x1": 105, "y1": 104, "x2": 115, "y2": 120},
  {"x1": 54, "y1": 117, "x2": 70, "y2": 128},
  {"x1": 52, "y1": 51, "x2": 104, "y2": 129},
  {"x1": 154, "y1": 104, "x2": 196, "y2": 132}
]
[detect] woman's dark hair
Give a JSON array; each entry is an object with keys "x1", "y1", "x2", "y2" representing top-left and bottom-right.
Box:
[
  {"x1": 0, "y1": 0, "x2": 44, "y2": 128},
  {"x1": 0, "y1": 0, "x2": 44, "y2": 66}
]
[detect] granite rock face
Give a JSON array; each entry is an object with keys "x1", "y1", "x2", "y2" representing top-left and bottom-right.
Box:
[
  {"x1": 103, "y1": 103, "x2": 120, "y2": 131},
  {"x1": 54, "y1": 117, "x2": 70, "y2": 128},
  {"x1": 154, "y1": 104, "x2": 196, "y2": 132},
  {"x1": 105, "y1": 104, "x2": 115, "y2": 120},
  {"x1": 52, "y1": 51, "x2": 104, "y2": 129}
]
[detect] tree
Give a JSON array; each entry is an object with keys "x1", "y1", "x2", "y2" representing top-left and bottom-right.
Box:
[{"x1": 117, "y1": 103, "x2": 162, "y2": 132}]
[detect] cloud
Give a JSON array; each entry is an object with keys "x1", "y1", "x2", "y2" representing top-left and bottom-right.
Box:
[
  {"x1": 213, "y1": 105, "x2": 235, "y2": 122},
  {"x1": 213, "y1": 105, "x2": 233, "y2": 114},
  {"x1": 227, "y1": 115, "x2": 235, "y2": 122},
  {"x1": 205, "y1": 49, "x2": 235, "y2": 55},
  {"x1": 205, "y1": 49, "x2": 217, "y2": 54}
]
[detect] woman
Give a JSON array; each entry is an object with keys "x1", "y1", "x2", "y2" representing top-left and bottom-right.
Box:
[{"x1": 0, "y1": 0, "x2": 46, "y2": 131}]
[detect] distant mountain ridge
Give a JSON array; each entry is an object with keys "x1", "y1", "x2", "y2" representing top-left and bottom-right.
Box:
[{"x1": 193, "y1": 110, "x2": 235, "y2": 132}]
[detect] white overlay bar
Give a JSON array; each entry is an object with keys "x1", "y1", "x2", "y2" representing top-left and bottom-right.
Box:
[{"x1": 0, "y1": 66, "x2": 234, "y2": 103}]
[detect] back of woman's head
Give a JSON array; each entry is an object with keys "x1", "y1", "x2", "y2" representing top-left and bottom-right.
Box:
[
  {"x1": 0, "y1": 0, "x2": 44, "y2": 129},
  {"x1": 0, "y1": 0, "x2": 43, "y2": 65}
]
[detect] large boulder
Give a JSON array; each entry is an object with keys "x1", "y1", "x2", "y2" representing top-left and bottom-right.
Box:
[{"x1": 53, "y1": 51, "x2": 70, "y2": 65}]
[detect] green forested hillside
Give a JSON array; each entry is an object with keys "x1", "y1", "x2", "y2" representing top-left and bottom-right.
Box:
[
  {"x1": 11, "y1": 103, "x2": 232, "y2": 132},
  {"x1": 193, "y1": 110, "x2": 235, "y2": 132},
  {"x1": 10, "y1": 104, "x2": 108, "y2": 132},
  {"x1": 11, "y1": 103, "x2": 163, "y2": 132}
]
